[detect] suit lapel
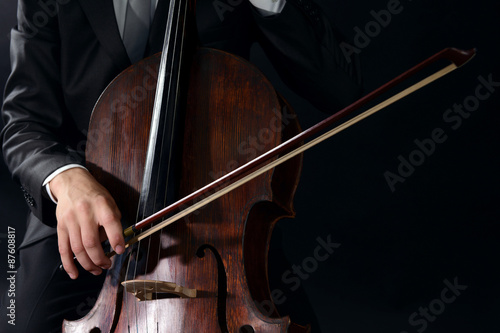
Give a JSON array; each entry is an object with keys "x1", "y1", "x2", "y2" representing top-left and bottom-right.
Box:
[
  {"x1": 77, "y1": 0, "x2": 132, "y2": 70},
  {"x1": 145, "y1": 0, "x2": 170, "y2": 56}
]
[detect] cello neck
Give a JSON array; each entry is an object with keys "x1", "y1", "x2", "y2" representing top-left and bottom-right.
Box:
[{"x1": 137, "y1": 0, "x2": 196, "y2": 220}]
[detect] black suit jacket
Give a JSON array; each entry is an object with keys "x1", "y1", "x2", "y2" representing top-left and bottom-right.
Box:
[{"x1": 1, "y1": 0, "x2": 361, "y2": 244}]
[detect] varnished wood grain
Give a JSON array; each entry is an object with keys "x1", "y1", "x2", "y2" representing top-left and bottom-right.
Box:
[{"x1": 63, "y1": 47, "x2": 308, "y2": 333}]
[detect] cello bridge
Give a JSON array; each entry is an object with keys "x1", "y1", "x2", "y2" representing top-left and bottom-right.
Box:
[{"x1": 121, "y1": 279, "x2": 197, "y2": 302}]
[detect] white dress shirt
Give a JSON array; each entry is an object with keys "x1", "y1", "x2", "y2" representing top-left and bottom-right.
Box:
[
  {"x1": 250, "y1": 0, "x2": 287, "y2": 16},
  {"x1": 113, "y1": 0, "x2": 286, "y2": 40}
]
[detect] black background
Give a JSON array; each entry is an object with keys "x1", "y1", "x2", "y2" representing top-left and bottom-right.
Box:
[{"x1": 1, "y1": 0, "x2": 499, "y2": 332}]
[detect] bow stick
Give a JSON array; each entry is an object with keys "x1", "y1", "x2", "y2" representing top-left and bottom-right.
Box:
[{"x1": 113, "y1": 47, "x2": 475, "y2": 255}]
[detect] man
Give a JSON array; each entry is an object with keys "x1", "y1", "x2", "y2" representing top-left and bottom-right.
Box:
[{"x1": 1, "y1": 0, "x2": 361, "y2": 331}]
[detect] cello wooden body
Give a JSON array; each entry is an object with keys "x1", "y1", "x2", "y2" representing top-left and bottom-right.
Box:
[{"x1": 62, "y1": 45, "x2": 307, "y2": 332}]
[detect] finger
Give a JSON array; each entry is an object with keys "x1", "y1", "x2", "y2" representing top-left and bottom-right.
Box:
[
  {"x1": 57, "y1": 226, "x2": 79, "y2": 280},
  {"x1": 80, "y1": 219, "x2": 111, "y2": 270},
  {"x1": 95, "y1": 195, "x2": 125, "y2": 255},
  {"x1": 68, "y1": 223, "x2": 102, "y2": 276}
]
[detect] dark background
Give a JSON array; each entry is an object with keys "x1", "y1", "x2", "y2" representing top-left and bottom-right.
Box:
[{"x1": 1, "y1": 0, "x2": 499, "y2": 332}]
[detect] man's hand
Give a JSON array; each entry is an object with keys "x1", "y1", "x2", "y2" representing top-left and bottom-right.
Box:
[{"x1": 49, "y1": 168, "x2": 125, "y2": 279}]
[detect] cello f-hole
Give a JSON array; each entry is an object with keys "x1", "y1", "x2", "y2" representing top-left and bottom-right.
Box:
[
  {"x1": 197, "y1": 244, "x2": 229, "y2": 333},
  {"x1": 240, "y1": 325, "x2": 255, "y2": 333}
]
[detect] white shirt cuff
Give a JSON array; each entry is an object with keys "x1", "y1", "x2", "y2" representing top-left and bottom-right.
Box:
[
  {"x1": 43, "y1": 164, "x2": 88, "y2": 204},
  {"x1": 249, "y1": 0, "x2": 287, "y2": 16}
]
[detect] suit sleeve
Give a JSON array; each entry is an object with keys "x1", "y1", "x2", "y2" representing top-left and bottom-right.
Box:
[
  {"x1": 251, "y1": 0, "x2": 363, "y2": 113},
  {"x1": 1, "y1": 0, "x2": 84, "y2": 226}
]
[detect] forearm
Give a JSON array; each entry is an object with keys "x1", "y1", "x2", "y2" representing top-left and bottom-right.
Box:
[{"x1": 1, "y1": 0, "x2": 84, "y2": 225}]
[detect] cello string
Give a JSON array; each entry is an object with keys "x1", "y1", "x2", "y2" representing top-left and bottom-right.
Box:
[
  {"x1": 148, "y1": 0, "x2": 182, "y2": 328},
  {"x1": 145, "y1": 0, "x2": 188, "y2": 327},
  {"x1": 154, "y1": 0, "x2": 189, "y2": 296},
  {"x1": 145, "y1": 0, "x2": 190, "y2": 328},
  {"x1": 114, "y1": 63, "x2": 459, "y2": 248},
  {"x1": 121, "y1": 0, "x2": 181, "y2": 330}
]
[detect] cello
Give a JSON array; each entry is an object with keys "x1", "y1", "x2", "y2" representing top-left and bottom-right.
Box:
[
  {"x1": 64, "y1": 0, "x2": 307, "y2": 331},
  {"x1": 61, "y1": 0, "x2": 475, "y2": 331}
]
